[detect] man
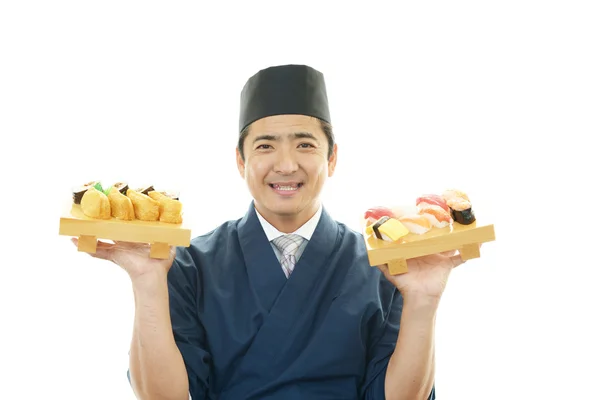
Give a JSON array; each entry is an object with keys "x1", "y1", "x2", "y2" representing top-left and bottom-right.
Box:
[{"x1": 74, "y1": 64, "x2": 467, "y2": 399}]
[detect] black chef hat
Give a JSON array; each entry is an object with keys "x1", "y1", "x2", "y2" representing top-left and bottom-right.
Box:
[{"x1": 239, "y1": 64, "x2": 331, "y2": 133}]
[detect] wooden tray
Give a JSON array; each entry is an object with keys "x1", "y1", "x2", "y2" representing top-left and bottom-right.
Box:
[
  {"x1": 362, "y1": 217, "x2": 496, "y2": 275},
  {"x1": 59, "y1": 202, "x2": 192, "y2": 259}
]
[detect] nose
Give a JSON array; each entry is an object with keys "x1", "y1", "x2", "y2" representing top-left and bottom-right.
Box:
[{"x1": 273, "y1": 148, "x2": 298, "y2": 175}]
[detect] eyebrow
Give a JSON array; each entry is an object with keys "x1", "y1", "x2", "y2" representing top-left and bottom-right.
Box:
[{"x1": 253, "y1": 131, "x2": 318, "y2": 144}]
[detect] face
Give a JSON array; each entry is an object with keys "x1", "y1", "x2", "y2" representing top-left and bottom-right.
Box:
[{"x1": 236, "y1": 114, "x2": 337, "y2": 229}]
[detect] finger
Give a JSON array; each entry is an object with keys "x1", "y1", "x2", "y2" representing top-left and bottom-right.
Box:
[
  {"x1": 71, "y1": 237, "x2": 114, "y2": 247},
  {"x1": 71, "y1": 237, "x2": 116, "y2": 262},
  {"x1": 440, "y1": 249, "x2": 458, "y2": 257},
  {"x1": 112, "y1": 240, "x2": 138, "y2": 247},
  {"x1": 72, "y1": 238, "x2": 117, "y2": 251},
  {"x1": 449, "y1": 254, "x2": 465, "y2": 268},
  {"x1": 112, "y1": 241, "x2": 150, "y2": 252},
  {"x1": 87, "y1": 248, "x2": 117, "y2": 262},
  {"x1": 375, "y1": 264, "x2": 392, "y2": 279},
  {"x1": 375, "y1": 264, "x2": 388, "y2": 273}
]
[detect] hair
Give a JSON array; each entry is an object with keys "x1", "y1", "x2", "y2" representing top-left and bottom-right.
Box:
[{"x1": 237, "y1": 117, "x2": 335, "y2": 162}]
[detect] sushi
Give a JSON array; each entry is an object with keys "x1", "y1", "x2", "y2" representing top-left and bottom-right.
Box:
[
  {"x1": 148, "y1": 191, "x2": 183, "y2": 224},
  {"x1": 126, "y1": 189, "x2": 160, "y2": 221},
  {"x1": 80, "y1": 187, "x2": 111, "y2": 220},
  {"x1": 442, "y1": 189, "x2": 476, "y2": 225},
  {"x1": 157, "y1": 190, "x2": 180, "y2": 200},
  {"x1": 72, "y1": 181, "x2": 100, "y2": 204},
  {"x1": 364, "y1": 206, "x2": 395, "y2": 226},
  {"x1": 107, "y1": 187, "x2": 135, "y2": 221},
  {"x1": 391, "y1": 205, "x2": 420, "y2": 219},
  {"x1": 368, "y1": 216, "x2": 409, "y2": 242},
  {"x1": 449, "y1": 204, "x2": 476, "y2": 225},
  {"x1": 416, "y1": 194, "x2": 449, "y2": 212},
  {"x1": 442, "y1": 189, "x2": 470, "y2": 202},
  {"x1": 112, "y1": 181, "x2": 129, "y2": 195},
  {"x1": 135, "y1": 185, "x2": 155, "y2": 196},
  {"x1": 417, "y1": 203, "x2": 452, "y2": 228},
  {"x1": 397, "y1": 213, "x2": 433, "y2": 235}
]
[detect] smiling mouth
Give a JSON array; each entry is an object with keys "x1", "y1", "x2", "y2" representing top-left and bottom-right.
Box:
[{"x1": 269, "y1": 182, "x2": 304, "y2": 191}]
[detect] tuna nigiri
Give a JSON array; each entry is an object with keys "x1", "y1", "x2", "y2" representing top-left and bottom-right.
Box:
[
  {"x1": 364, "y1": 206, "x2": 395, "y2": 225},
  {"x1": 416, "y1": 194, "x2": 449, "y2": 212}
]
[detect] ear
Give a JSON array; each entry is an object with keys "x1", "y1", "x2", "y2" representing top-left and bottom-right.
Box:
[
  {"x1": 327, "y1": 143, "x2": 338, "y2": 177},
  {"x1": 236, "y1": 147, "x2": 246, "y2": 179}
]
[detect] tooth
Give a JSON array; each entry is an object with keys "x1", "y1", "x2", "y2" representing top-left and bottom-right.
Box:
[{"x1": 274, "y1": 185, "x2": 297, "y2": 191}]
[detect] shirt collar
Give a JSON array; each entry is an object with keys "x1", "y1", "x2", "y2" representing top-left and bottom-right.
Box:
[{"x1": 255, "y1": 203, "x2": 323, "y2": 242}]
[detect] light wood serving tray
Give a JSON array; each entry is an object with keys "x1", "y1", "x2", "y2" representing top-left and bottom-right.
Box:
[
  {"x1": 362, "y1": 217, "x2": 496, "y2": 275},
  {"x1": 59, "y1": 201, "x2": 192, "y2": 259}
]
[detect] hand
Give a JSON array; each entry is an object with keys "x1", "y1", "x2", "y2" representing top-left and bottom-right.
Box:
[
  {"x1": 70, "y1": 238, "x2": 176, "y2": 282},
  {"x1": 376, "y1": 248, "x2": 471, "y2": 301}
]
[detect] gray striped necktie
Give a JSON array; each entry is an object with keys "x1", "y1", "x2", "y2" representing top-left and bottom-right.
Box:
[{"x1": 272, "y1": 234, "x2": 304, "y2": 278}]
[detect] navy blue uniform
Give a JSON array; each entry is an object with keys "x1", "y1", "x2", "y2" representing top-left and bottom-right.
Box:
[{"x1": 132, "y1": 202, "x2": 435, "y2": 399}]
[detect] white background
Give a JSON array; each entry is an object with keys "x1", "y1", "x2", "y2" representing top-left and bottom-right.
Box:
[{"x1": 1, "y1": 1, "x2": 598, "y2": 399}]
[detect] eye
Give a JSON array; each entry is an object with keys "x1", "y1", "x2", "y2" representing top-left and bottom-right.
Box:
[
  {"x1": 256, "y1": 144, "x2": 272, "y2": 150},
  {"x1": 298, "y1": 143, "x2": 316, "y2": 148}
]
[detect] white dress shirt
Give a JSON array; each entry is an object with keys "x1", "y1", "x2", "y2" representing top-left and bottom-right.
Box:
[{"x1": 255, "y1": 203, "x2": 322, "y2": 275}]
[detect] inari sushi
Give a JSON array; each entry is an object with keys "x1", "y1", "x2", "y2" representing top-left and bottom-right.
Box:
[
  {"x1": 148, "y1": 191, "x2": 183, "y2": 224},
  {"x1": 442, "y1": 189, "x2": 476, "y2": 225},
  {"x1": 72, "y1": 181, "x2": 100, "y2": 204},
  {"x1": 126, "y1": 189, "x2": 160, "y2": 221},
  {"x1": 370, "y1": 216, "x2": 409, "y2": 242},
  {"x1": 107, "y1": 187, "x2": 135, "y2": 221},
  {"x1": 80, "y1": 187, "x2": 111, "y2": 219}
]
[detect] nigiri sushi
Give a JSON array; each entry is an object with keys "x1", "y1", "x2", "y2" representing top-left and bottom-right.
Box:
[
  {"x1": 442, "y1": 189, "x2": 476, "y2": 225},
  {"x1": 416, "y1": 194, "x2": 449, "y2": 212},
  {"x1": 419, "y1": 213, "x2": 449, "y2": 229},
  {"x1": 364, "y1": 206, "x2": 395, "y2": 221},
  {"x1": 417, "y1": 203, "x2": 452, "y2": 228},
  {"x1": 364, "y1": 206, "x2": 395, "y2": 226},
  {"x1": 397, "y1": 213, "x2": 433, "y2": 235},
  {"x1": 369, "y1": 216, "x2": 410, "y2": 242}
]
